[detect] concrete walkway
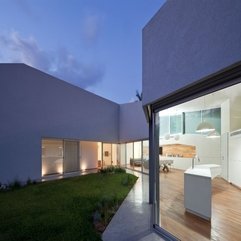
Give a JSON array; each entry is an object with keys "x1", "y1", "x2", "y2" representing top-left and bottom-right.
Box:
[{"x1": 102, "y1": 171, "x2": 164, "y2": 241}]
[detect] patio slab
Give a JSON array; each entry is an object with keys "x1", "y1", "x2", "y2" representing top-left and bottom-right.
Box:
[{"x1": 102, "y1": 171, "x2": 164, "y2": 241}]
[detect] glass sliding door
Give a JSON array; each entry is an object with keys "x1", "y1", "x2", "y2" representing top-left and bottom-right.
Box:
[
  {"x1": 142, "y1": 140, "x2": 149, "y2": 173},
  {"x1": 80, "y1": 141, "x2": 98, "y2": 170},
  {"x1": 134, "y1": 141, "x2": 142, "y2": 171},
  {"x1": 153, "y1": 86, "x2": 241, "y2": 241},
  {"x1": 41, "y1": 139, "x2": 63, "y2": 176},
  {"x1": 103, "y1": 143, "x2": 112, "y2": 167},
  {"x1": 119, "y1": 144, "x2": 126, "y2": 167},
  {"x1": 97, "y1": 142, "x2": 102, "y2": 168},
  {"x1": 126, "y1": 143, "x2": 134, "y2": 169},
  {"x1": 111, "y1": 144, "x2": 118, "y2": 166},
  {"x1": 63, "y1": 140, "x2": 79, "y2": 173}
]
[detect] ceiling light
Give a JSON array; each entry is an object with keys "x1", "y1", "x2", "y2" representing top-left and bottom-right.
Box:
[{"x1": 196, "y1": 96, "x2": 215, "y2": 133}]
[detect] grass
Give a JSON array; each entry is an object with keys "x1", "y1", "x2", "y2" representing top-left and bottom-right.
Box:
[{"x1": 0, "y1": 172, "x2": 138, "y2": 241}]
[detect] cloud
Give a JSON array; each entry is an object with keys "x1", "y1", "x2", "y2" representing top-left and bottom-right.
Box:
[
  {"x1": 51, "y1": 48, "x2": 105, "y2": 88},
  {"x1": 0, "y1": 31, "x2": 104, "y2": 89},
  {"x1": 81, "y1": 13, "x2": 103, "y2": 45},
  {"x1": 0, "y1": 31, "x2": 50, "y2": 70}
]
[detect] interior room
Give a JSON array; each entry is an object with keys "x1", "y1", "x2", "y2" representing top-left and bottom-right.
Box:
[
  {"x1": 157, "y1": 82, "x2": 241, "y2": 241},
  {"x1": 124, "y1": 140, "x2": 149, "y2": 173},
  {"x1": 41, "y1": 139, "x2": 123, "y2": 178},
  {"x1": 41, "y1": 139, "x2": 101, "y2": 177}
]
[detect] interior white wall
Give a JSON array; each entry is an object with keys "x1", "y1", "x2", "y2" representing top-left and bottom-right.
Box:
[
  {"x1": 160, "y1": 134, "x2": 221, "y2": 170},
  {"x1": 230, "y1": 97, "x2": 241, "y2": 131},
  {"x1": 80, "y1": 141, "x2": 98, "y2": 170},
  {"x1": 229, "y1": 135, "x2": 241, "y2": 188}
]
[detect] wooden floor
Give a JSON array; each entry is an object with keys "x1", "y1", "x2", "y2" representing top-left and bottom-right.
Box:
[{"x1": 159, "y1": 169, "x2": 241, "y2": 241}]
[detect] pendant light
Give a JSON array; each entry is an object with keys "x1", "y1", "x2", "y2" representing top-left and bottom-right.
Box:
[
  {"x1": 206, "y1": 130, "x2": 220, "y2": 138},
  {"x1": 196, "y1": 121, "x2": 215, "y2": 133}
]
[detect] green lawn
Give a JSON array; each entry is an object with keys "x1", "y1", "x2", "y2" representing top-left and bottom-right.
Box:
[{"x1": 0, "y1": 172, "x2": 137, "y2": 241}]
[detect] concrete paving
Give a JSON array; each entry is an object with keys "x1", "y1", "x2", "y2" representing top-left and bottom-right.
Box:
[{"x1": 102, "y1": 171, "x2": 165, "y2": 241}]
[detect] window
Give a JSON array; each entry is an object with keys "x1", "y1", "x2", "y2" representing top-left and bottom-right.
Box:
[
  {"x1": 184, "y1": 111, "x2": 201, "y2": 134},
  {"x1": 170, "y1": 114, "x2": 182, "y2": 134},
  {"x1": 202, "y1": 108, "x2": 221, "y2": 134},
  {"x1": 159, "y1": 115, "x2": 170, "y2": 137}
]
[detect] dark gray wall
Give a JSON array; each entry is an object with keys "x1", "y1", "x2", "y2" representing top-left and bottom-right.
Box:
[
  {"x1": 0, "y1": 64, "x2": 119, "y2": 183},
  {"x1": 142, "y1": 0, "x2": 241, "y2": 106},
  {"x1": 119, "y1": 101, "x2": 148, "y2": 142}
]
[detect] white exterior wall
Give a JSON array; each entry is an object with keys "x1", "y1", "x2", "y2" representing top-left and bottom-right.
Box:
[
  {"x1": 0, "y1": 64, "x2": 119, "y2": 183},
  {"x1": 142, "y1": 0, "x2": 241, "y2": 106},
  {"x1": 119, "y1": 101, "x2": 148, "y2": 142}
]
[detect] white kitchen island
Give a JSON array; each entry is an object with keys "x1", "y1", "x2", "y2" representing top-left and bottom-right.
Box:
[{"x1": 184, "y1": 164, "x2": 221, "y2": 220}]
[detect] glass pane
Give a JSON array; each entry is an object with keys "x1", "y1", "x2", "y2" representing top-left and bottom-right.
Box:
[
  {"x1": 120, "y1": 144, "x2": 126, "y2": 167},
  {"x1": 185, "y1": 111, "x2": 201, "y2": 134},
  {"x1": 133, "y1": 141, "x2": 142, "y2": 171},
  {"x1": 202, "y1": 108, "x2": 221, "y2": 134},
  {"x1": 159, "y1": 115, "x2": 170, "y2": 137},
  {"x1": 142, "y1": 140, "x2": 149, "y2": 173},
  {"x1": 157, "y1": 99, "x2": 224, "y2": 240},
  {"x1": 97, "y1": 142, "x2": 102, "y2": 168},
  {"x1": 170, "y1": 114, "x2": 182, "y2": 134},
  {"x1": 64, "y1": 141, "x2": 79, "y2": 173},
  {"x1": 103, "y1": 143, "x2": 112, "y2": 167},
  {"x1": 42, "y1": 139, "x2": 63, "y2": 176},
  {"x1": 112, "y1": 144, "x2": 117, "y2": 166},
  {"x1": 126, "y1": 143, "x2": 133, "y2": 169},
  {"x1": 80, "y1": 141, "x2": 98, "y2": 170}
]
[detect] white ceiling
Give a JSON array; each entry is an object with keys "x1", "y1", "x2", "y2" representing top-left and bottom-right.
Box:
[{"x1": 159, "y1": 81, "x2": 241, "y2": 115}]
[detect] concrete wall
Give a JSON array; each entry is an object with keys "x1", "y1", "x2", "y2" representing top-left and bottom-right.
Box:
[
  {"x1": 142, "y1": 0, "x2": 241, "y2": 106},
  {"x1": 0, "y1": 64, "x2": 119, "y2": 183},
  {"x1": 119, "y1": 101, "x2": 148, "y2": 142}
]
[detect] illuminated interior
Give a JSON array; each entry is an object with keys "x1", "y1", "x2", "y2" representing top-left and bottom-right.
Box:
[
  {"x1": 156, "y1": 82, "x2": 241, "y2": 240},
  {"x1": 41, "y1": 139, "x2": 150, "y2": 177}
]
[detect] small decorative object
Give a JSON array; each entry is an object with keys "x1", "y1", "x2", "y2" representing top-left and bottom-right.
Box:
[
  {"x1": 165, "y1": 133, "x2": 170, "y2": 140},
  {"x1": 174, "y1": 134, "x2": 180, "y2": 141},
  {"x1": 104, "y1": 151, "x2": 109, "y2": 157}
]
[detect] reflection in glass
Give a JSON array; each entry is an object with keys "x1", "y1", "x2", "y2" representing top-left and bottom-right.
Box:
[
  {"x1": 42, "y1": 139, "x2": 63, "y2": 176},
  {"x1": 112, "y1": 144, "x2": 118, "y2": 166},
  {"x1": 133, "y1": 141, "x2": 142, "y2": 171},
  {"x1": 103, "y1": 143, "x2": 112, "y2": 167},
  {"x1": 119, "y1": 144, "x2": 126, "y2": 167},
  {"x1": 142, "y1": 140, "x2": 149, "y2": 173},
  {"x1": 126, "y1": 143, "x2": 133, "y2": 169}
]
